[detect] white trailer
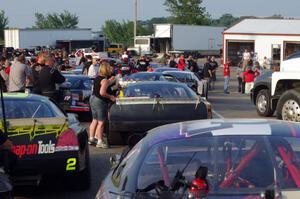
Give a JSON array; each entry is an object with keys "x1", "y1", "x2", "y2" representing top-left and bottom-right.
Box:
[
  {"x1": 154, "y1": 24, "x2": 225, "y2": 54},
  {"x1": 4, "y1": 28, "x2": 93, "y2": 49}
]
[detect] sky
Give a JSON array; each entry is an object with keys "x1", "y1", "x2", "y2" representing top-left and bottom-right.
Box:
[{"x1": 1, "y1": 0, "x2": 300, "y2": 30}]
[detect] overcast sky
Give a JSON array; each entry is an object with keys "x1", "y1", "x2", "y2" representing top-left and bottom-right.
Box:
[{"x1": 1, "y1": 0, "x2": 300, "y2": 30}]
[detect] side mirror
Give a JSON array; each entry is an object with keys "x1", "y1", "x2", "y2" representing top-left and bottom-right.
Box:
[{"x1": 109, "y1": 154, "x2": 121, "y2": 168}]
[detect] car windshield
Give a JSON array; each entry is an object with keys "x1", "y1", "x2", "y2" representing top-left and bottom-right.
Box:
[
  {"x1": 0, "y1": 99, "x2": 65, "y2": 119},
  {"x1": 65, "y1": 77, "x2": 92, "y2": 90},
  {"x1": 128, "y1": 73, "x2": 160, "y2": 81},
  {"x1": 164, "y1": 72, "x2": 195, "y2": 83},
  {"x1": 138, "y1": 136, "x2": 300, "y2": 195},
  {"x1": 124, "y1": 83, "x2": 197, "y2": 99}
]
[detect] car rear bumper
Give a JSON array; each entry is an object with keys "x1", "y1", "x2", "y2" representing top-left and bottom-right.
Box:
[
  {"x1": 68, "y1": 105, "x2": 90, "y2": 112},
  {"x1": 12, "y1": 151, "x2": 80, "y2": 177}
]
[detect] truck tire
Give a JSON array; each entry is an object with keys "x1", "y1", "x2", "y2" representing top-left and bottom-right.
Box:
[
  {"x1": 255, "y1": 89, "x2": 274, "y2": 117},
  {"x1": 276, "y1": 89, "x2": 300, "y2": 122}
]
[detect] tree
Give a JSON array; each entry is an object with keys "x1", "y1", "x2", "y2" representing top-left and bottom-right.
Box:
[
  {"x1": 211, "y1": 14, "x2": 239, "y2": 27},
  {"x1": 33, "y1": 10, "x2": 78, "y2": 29},
  {"x1": 0, "y1": 10, "x2": 9, "y2": 41},
  {"x1": 102, "y1": 20, "x2": 148, "y2": 47},
  {"x1": 164, "y1": 0, "x2": 210, "y2": 25}
]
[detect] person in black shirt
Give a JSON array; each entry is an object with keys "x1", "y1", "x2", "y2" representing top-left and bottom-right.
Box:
[
  {"x1": 187, "y1": 55, "x2": 199, "y2": 73},
  {"x1": 136, "y1": 56, "x2": 149, "y2": 72},
  {"x1": 89, "y1": 62, "x2": 116, "y2": 149},
  {"x1": 209, "y1": 56, "x2": 218, "y2": 90},
  {"x1": 38, "y1": 55, "x2": 65, "y2": 102},
  {"x1": 203, "y1": 57, "x2": 212, "y2": 90},
  {"x1": 169, "y1": 56, "x2": 177, "y2": 68},
  {"x1": 82, "y1": 55, "x2": 93, "y2": 75}
]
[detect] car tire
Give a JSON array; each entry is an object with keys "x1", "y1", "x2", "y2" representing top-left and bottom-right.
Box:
[
  {"x1": 276, "y1": 89, "x2": 300, "y2": 122},
  {"x1": 65, "y1": 146, "x2": 91, "y2": 190},
  {"x1": 109, "y1": 132, "x2": 128, "y2": 145},
  {"x1": 255, "y1": 89, "x2": 274, "y2": 117}
]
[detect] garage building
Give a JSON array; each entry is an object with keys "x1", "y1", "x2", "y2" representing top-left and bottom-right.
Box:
[{"x1": 223, "y1": 19, "x2": 300, "y2": 66}]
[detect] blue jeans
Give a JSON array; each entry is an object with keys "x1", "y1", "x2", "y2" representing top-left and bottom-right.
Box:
[{"x1": 224, "y1": 76, "x2": 230, "y2": 93}]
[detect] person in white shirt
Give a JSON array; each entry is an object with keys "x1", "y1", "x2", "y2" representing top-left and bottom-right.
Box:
[
  {"x1": 88, "y1": 59, "x2": 99, "y2": 78},
  {"x1": 242, "y1": 48, "x2": 251, "y2": 71},
  {"x1": 121, "y1": 52, "x2": 128, "y2": 60}
]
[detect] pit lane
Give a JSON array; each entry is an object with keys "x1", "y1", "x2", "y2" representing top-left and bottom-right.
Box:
[{"x1": 15, "y1": 67, "x2": 271, "y2": 199}]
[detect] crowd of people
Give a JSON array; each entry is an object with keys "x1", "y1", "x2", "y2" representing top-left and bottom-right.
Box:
[
  {"x1": 223, "y1": 48, "x2": 264, "y2": 95},
  {"x1": 0, "y1": 50, "x2": 66, "y2": 102}
]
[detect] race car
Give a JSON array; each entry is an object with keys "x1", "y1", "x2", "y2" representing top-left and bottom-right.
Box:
[
  {"x1": 97, "y1": 119, "x2": 300, "y2": 199},
  {"x1": 109, "y1": 81, "x2": 212, "y2": 144},
  {"x1": 59, "y1": 74, "x2": 93, "y2": 113},
  {"x1": 1, "y1": 93, "x2": 90, "y2": 190}
]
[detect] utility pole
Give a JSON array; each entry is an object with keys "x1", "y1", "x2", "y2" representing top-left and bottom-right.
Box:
[{"x1": 134, "y1": 0, "x2": 138, "y2": 44}]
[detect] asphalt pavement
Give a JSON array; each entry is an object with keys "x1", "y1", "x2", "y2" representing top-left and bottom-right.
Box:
[{"x1": 15, "y1": 66, "x2": 269, "y2": 199}]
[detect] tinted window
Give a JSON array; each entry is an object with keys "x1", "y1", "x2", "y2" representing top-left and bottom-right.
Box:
[
  {"x1": 138, "y1": 136, "x2": 275, "y2": 193},
  {"x1": 0, "y1": 99, "x2": 65, "y2": 119},
  {"x1": 124, "y1": 83, "x2": 197, "y2": 99},
  {"x1": 287, "y1": 52, "x2": 300, "y2": 60},
  {"x1": 129, "y1": 73, "x2": 160, "y2": 81},
  {"x1": 65, "y1": 77, "x2": 92, "y2": 90},
  {"x1": 165, "y1": 72, "x2": 195, "y2": 83}
]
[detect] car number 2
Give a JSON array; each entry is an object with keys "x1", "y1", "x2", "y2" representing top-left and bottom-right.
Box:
[{"x1": 66, "y1": 158, "x2": 77, "y2": 171}]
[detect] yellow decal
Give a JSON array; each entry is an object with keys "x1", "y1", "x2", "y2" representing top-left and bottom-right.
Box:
[
  {"x1": 66, "y1": 158, "x2": 77, "y2": 171},
  {"x1": 0, "y1": 118, "x2": 69, "y2": 140}
]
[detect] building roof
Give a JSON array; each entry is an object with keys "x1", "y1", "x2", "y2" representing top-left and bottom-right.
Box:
[{"x1": 224, "y1": 19, "x2": 300, "y2": 35}]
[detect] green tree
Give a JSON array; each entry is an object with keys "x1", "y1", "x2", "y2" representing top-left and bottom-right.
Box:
[
  {"x1": 164, "y1": 0, "x2": 210, "y2": 25},
  {"x1": 34, "y1": 10, "x2": 78, "y2": 29},
  {"x1": 102, "y1": 20, "x2": 148, "y2": 47},
  {"x1": 211, "y1": 14, "x2": 239, "y2": 27},
  {"x1": 0, "y1": 10, "x2": 9, "y2": 41}
]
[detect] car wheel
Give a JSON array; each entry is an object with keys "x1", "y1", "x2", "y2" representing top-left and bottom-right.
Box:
[
  {"x1": 255, "y1": 89, "x2": 274, "y2": 117},
  {"x1": 65, "y1": 146, "x2": 91, "y2": 190},
  {"x1": 109, "y1": 132, "x2": 128, "y2": 145},
  {"x1": 276, "y1": 89, "x2": 300, "y2": 122}
]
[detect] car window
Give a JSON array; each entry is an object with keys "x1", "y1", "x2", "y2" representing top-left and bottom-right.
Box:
[
  {"x1": 287, "y1": 52, "x2": 300, "y2": 60},
  {"x1": 129, "y1": 73, "x2": 159, "y2": 81},
  {"x1": 112, "y1": 141, "x2": 142, "y2": 187},
  {"x1": 269, "y1": 137, "x2": 300, "y2": 189},
  {"x1": 0, "y1": 99, "x2": 64, "y2": 119},
  {"x1": 124, "y1": 84, "x2": 196, "y2": 99},
  {"x1": 166, "y1": 72, "x2": 194, "y2": 83},
  {"x1": 138, "y1": 136, "x2": 275, "y2": 194},
  {"x1": 65, "y1": 77, "x2": 92, "y2": 90}
]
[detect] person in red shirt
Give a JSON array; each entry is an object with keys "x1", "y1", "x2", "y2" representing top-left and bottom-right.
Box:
[
  {"x1": 177, "y1": 54, "x2": 186, "y2": 71},
  {"x1": 223, "y1": 59, "x2": 231, "y2": 94},
  {"x1": 242, "y1": 66, "x2": 255, "y2": 94}
]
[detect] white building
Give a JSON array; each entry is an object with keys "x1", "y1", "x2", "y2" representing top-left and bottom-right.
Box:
[{"x1": 223, "y1": 19, "x2": 300, "y2": 66}]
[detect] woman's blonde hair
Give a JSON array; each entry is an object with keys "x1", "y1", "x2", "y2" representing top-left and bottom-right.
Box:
[{"x1": 99, "y1": 62, "x2": 112, "y2": 77}]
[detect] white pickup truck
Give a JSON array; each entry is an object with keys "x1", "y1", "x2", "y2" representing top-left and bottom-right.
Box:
[{"x1": 251, "y1": 52, "x2": 300, "y2": 122}]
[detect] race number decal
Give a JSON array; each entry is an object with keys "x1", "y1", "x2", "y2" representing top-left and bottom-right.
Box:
[{"x1": 66, "y1": 158, "x2": 77, "y2": 171}]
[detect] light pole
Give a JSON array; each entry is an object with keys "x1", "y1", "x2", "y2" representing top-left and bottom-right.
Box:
[{"x1": 134, "y1": 0, "x2": 138, "y2": 44}]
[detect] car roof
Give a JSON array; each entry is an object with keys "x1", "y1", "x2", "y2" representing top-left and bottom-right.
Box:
[
  {"x1": 144, "y1": 119, "x2": 300, "y2": 146},
  {"x1": 125, "y1": 81, "x2": 187, "y2": 87},
  {"x1": 163, "y1": 71, "x2": 193, "y2": 75},
  {"x1": 3, "y1": 93, "x2": 50, "y2": 101},
  {"x1": 63, "y1": 74, "x2": 91, "y2": 79}
]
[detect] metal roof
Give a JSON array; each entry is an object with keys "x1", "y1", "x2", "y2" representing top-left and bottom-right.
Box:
[{"x1": 224, "y1": 19, "x2": 300, "y2": 35}]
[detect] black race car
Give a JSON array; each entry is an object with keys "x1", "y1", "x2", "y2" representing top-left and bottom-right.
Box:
[
  {"x1": 1, "y1": 93, "x2": 90, "y2": 190},
  {"x1": 109, "y1": 81, "x2": 212, "y2": 144},
  {"x1": 59, "y1": 74, "x2": 93, "y2": 113}
]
